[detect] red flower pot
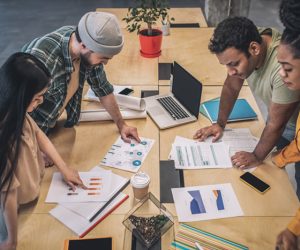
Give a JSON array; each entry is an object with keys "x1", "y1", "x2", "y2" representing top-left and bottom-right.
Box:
[{"x1": 139, "y1": 29, "x2": 162, "y2": 58}]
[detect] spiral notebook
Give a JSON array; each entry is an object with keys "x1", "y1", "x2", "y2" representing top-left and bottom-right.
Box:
[{"x1": 200, "y1": 98, "x2": 257, "y2": 123}]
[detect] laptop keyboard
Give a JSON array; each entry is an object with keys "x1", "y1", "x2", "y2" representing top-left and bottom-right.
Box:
[{"x1": 157, "y1": 96, "x2": 190, "y2": 120}]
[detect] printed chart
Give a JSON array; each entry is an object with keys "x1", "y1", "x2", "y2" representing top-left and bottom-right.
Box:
[
  {"x1": 172, "y1": 183, "x2": 243, "y2": 222},
  {"x1": 45, "y1": 171, "x2": 112, "y2": 203},
  {"x1": 101, "y1": 136, "x2": 155, "y2": 172}
]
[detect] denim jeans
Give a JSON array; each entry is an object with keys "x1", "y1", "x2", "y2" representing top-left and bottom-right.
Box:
[{"x1": 277, "y1": 123, "x2": 300, "y2": 200}]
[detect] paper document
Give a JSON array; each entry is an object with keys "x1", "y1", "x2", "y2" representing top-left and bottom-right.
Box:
[
  {"x1": 49, "y1": 166, "x2": 129, "y2": 237},
  {"x1": 205, "y1": 128, "x2": 259, "y2": 156},
  {"x1": 45, "y1": 171, "x2": 112, "y2": 203},
  {"x1": 61, "y1": 167, "x2": 129, "y2": 221},
  {"x1": 81, "y1": 87, "x2": 146, "y2": 122},
  {"x1": 79, "y1": 109, "x2": 147, "y2": 122},
  {"x1": 50, "y1": 192, "x2": 128, "y2": 237},
  {"x1": 101, "y1": 136, "x2": 155, "y2": 172},
  {"x1": 169, "y1": 136, "x2": 232, "y2": 169},
  {"x1": 172, "y1": 183, "x2": 243, "y2": 222},
  {"x1": 84, "y1": 87, "x2": 145, "y2": 111}
]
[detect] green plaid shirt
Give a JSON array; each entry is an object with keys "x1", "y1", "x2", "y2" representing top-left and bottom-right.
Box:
[{"x1": 22, "y1": 26, "x2": 114, "y2": 133}]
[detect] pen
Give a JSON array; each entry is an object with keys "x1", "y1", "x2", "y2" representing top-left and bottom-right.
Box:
[{"x1": 195, "y1": 242, "x2": 204, "y2": 250}]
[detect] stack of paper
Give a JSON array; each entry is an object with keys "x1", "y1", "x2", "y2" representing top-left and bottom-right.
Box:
[
  {"x1": 169, "y1": 136, "x2": 232, "y2": 169},
  {"x1": 205, "y1": 128, "x2": 259, "y2": 157},
  {"x1": 80, "y1": 87, "x2": 147, "y2": 121},
  {"x1": 49, "y1": 167, "x2": 129, "y2": 237}
]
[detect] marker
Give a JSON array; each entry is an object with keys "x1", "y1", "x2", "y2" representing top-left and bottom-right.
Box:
[
  {"x1": 87, "y1": 192, "x2": 100, "y2": 195},
  {"x1": 195, "y1": 242, "x2": 204, "y2": 250},
  {"x1": 67, "y1": 193, "x2": 78, "y2": 196}
]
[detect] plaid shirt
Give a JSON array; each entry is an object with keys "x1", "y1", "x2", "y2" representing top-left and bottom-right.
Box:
[{"x1": 21, "y1": 26, "x2": 114, "y2": 133}]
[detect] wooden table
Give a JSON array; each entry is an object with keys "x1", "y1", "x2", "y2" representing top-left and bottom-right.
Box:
[{"x1": 17, "y1": 84, "x2": 300, "y2": 250}]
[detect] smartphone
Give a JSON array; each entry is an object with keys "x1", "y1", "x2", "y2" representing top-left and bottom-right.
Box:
[
  {"x1": 118, "y1": 88, "x2": 133, "y2": 95},
  {"x1": 240, "y1": 172, "x2": 270, "y2": 194}
]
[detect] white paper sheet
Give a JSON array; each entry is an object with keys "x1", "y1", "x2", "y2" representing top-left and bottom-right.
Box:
[
  {"x1": 170, "y1": 141, "x2": 232, "y2": 169},
  {"x1": 101, "y1": 136, "x2": 155, "y2": 172},
  {"x1": 205, "y1": 128, "x2": 259, "y2": 156},
  {"x1": 84, "y1": 87, "x2": 145, "y2": 111},
  {"x1": 45, "y1": 171, "x2": 112, "y2": 203},
  {"x1": 50, "y1": 192, "x2": 128, "y2": 237},
  {"x1": 172, "y1": 183, "x2": 243, "y2": 222},
  {"x1": 61, "y1": 167, "x2": 129, "y2": 220},
  {"x1": 79, "y1": 109, "x2": 147, "y2": 122}
]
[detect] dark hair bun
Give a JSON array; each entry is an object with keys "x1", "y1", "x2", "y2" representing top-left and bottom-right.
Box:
[{"x1": 280, "y1": 0, "x2": 300, "y2": 33}]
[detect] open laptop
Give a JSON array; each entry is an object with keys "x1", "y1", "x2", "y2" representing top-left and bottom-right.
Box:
[{"x1": 144, "y1": 62, "x2": 202, "y2": 129}]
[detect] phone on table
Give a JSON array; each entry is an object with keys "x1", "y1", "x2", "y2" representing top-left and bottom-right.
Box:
[
  {"x1": 240, "y1": 172, "x2": 270, "y2": 194},
  {"x1": 118, "y1": 88, "x2": 134, "y2": 95}
]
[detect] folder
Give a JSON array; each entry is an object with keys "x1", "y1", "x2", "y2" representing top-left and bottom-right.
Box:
[
  {"x1": 200, "y1": 98, "x2": 257, "y2": 123},
  {"x1": 170, "y1": 223, "x2": 248, "y2": 250},
  {"x1": 64, "y1": 237, "x2": 113, "y2": 250},
  {"x1": 160, "y1": 160, "x2": 184, "y2": 203}
]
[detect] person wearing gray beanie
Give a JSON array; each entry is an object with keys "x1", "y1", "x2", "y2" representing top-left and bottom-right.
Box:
[{"x1": 21, "y1": 11, "x2": 140, "y2": 152}]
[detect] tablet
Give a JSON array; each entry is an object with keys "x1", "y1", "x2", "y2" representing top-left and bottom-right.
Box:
[{"x1": 64, "y1": 237, "x2": 113, "y2": 250}]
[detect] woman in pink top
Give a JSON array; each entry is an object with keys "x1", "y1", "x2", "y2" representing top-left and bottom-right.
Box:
[{"x1": 0, "y1": 53, "x2": 85, "y2": 250}]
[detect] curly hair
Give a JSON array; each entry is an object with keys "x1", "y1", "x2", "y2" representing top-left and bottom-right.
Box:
[
  {"x1": 279, "y1": 0, "x2": 300, "y2": 58},
  {"x1": 208, "y1": 16, "x2": 262, "y2": 57}
]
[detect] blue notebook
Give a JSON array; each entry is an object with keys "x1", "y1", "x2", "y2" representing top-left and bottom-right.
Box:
[{"x1": 200, "y1": 98, "x2": 257, "y2": 123}]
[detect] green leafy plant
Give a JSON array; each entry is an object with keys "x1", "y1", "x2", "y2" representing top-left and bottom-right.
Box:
[{"x1": 123, "y1": 0, "x2": 173, "y2": 36}]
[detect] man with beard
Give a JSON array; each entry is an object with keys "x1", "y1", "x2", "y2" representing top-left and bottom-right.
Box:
[
  {"x1": 193, "y1": 17, "x2": 300, "y2": 187},
  {"x1": 21, "y1": 12, "x2": 140, "y2": 144}
]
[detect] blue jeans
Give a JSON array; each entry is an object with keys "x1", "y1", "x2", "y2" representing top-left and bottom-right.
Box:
[
  {"x1": 277, "y1": 123, "x2": 300, "y2": 200},
  {"x1": 0, "y1": 210, "x2": 8, "y2": 243}
]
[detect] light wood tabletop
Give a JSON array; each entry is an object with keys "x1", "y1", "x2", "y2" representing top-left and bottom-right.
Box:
[
  {"x1": 159, "y1": 28, "x2": 228, "y2": 86},
  {"x1": 16, "y1": 71, "x2": 299, "y2": 249}
]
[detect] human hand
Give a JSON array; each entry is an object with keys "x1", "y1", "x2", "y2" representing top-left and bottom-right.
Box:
[
  {"x1": 119, "y1": 124, "x2": 140, "y2": 143},
  {"x1": 193, "y1": 124, "x2": 224, "y2": 142},
  {"x1": 276, "y1": 229, "x2": 298, "y2": 250},
  {"x1": 61, "y1": 168, "x2": 86, "y2": 191},
  {"x1": 231, "y1": 151, "x2": 261, "y2": 169},
  {"x1": 0, "y1": 240, "x2": 17, "y2": 250}
]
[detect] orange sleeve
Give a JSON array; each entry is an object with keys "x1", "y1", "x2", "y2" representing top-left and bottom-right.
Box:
[
  {"x1": 288, "y1": 208, "x2": 300, "y2": 236},
  {"x1": 272, "y1": 129, "x2": 300, "y2": 168}
]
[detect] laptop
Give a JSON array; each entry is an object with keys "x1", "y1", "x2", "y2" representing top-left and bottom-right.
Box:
[{"x1": 144, "y1": 62, "x2": 202, "y2": 129}]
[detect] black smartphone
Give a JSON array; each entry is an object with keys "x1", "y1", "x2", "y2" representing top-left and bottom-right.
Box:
[
  {"x1": 240, "y1": 172, "x2": 270, "y2": 194},
  {"x1": 118, "y1": 88, "x2": 134, "y2": 95},
  {"x1": 65, "y1": 237, "x2": 112, "y2": 250}
]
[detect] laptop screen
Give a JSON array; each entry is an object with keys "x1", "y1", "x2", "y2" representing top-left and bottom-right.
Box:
[{"x1": 172, "y1": 62, "x2": 202, "y2": 117}]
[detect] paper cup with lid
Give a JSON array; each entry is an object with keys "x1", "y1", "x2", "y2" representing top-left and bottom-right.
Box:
[{"x1": 130, "y1": 172, "x2": 150, "y2": 200}]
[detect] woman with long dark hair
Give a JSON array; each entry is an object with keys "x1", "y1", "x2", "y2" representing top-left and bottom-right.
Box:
[
  {"x1": 272, "y1": 0, "x2": 300, "y2": 249},
  {"x1": 0, "y1": 52, "x2": 84, "y2": 250}
]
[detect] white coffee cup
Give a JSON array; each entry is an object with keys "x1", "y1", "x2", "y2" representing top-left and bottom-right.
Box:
[{"x1": 130, "y1": 172, "x2": 150, "y2": 200}]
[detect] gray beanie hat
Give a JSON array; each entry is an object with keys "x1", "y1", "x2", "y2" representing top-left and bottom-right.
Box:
[{"x1": 78, "y1": 12, "x2": 124, "y2": 57}]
